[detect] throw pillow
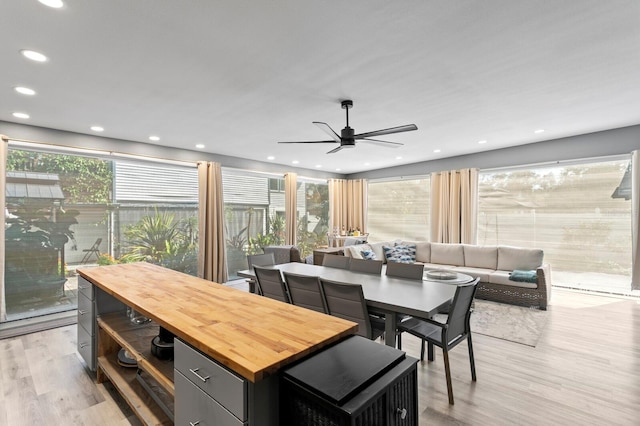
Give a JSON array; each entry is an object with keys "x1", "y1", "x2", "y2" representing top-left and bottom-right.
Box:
[
  {"x1": 383, "y1": 244, "x2": 417, "y2": 264},
  {"x1": 361, "y1": 249, "x2": 377, "y2": 260},
  {"x1": 509, "y1": 269, "x2": 538, "y2": 283}
]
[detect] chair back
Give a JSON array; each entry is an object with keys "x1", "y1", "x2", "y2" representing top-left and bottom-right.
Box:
[
  {"x1": 320, "y1": 279, "x2": 372, "y2": 339},
  {"x1": 283, "y1": 272, "x2": 327, "y2": 313},
  {"x1": 385, "y1": 261, "x2": 424, "y2": 280},
  {"x1": 253, "y1": 266, "x2": 290, "y2": 303},
  {"x1": 247, "y1": 253, "x2": 275, "y2": 270},
  {"x1": 446, "y1": 278, "x2": 480, "y2": 340},
  {"x1": 322, "y1": 254, "x2": 350, "y2": 269},
  {"x1": 349, "y1": 258, "x2": 383, "y2": 275}
]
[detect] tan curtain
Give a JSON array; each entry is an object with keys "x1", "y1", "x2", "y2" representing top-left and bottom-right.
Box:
[
  {"x1": 431, "y1": 168, "x2": 478, "y2": 244},
  {"x1": 285, "y1": 173, "x2": 297, "y2": 245},
  {"x1": 197, "y1": 161, "x2": 228, "y2": 283},
  {"x1": 632, "y1": 150, "x2": 640, "y2": 290},
  {"x1": 0, "y1": 135, "x2": 7, "y2": 320},
  {"x1": 328, "y1": 179, "x2": 367, "y2": 233}
]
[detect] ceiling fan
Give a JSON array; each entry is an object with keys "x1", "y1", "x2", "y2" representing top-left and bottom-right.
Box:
[{"x1": 278, "y1": 100, "x2": 418, "y2": 154}]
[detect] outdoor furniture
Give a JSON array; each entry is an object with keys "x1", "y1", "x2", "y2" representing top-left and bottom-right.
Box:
[
  {"x1": 385, "y1": 261, "x2": 424, "y2": 280},
  {"x1": 80, "y1": 238, "x2": 102, "y2": 264},
  {"x1": 320, "y1": 279, "x2": 385, "y2": 340},
  {"x1": 282, "y1": 272, "x2": 328, "y2": 314},
  {"x1": 322, "y1": 254, "x2": 350, "y2": 269},
  {"x1": 253, "y1": 265, "x2": 290, "y2": 303},
  {"x1": 396, "y1": 278, "x2": 480, "y2": 405},
  {"x1": 349, "y1": 258, "x2": 383, "y2": 275},
  {"x1": 237, "y1": 263, "x2": 461, "y2": 347},
  {"x1": 246, "y1": 253, "x2": 276, "y2": 294}
]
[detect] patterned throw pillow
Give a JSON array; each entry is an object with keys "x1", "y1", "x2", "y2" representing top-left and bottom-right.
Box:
[
  {"x1": 382, "y1": 244, "x2": 417, "y2": 264},
  {"x1": 361, "y1": 249, "x2": 377, "y2": 260}
]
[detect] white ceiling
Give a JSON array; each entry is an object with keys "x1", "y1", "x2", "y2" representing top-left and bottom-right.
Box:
[{"x1": 2, "y1": 1, "x2": 640, "y2": 174}]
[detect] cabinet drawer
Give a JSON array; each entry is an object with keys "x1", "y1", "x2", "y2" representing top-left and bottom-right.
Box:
[
  {"x1": 175, "y1": 371, "x2": 244, "y2": 426},
  {"x1": 174, "y1": 339, "x2": 247, "y2": 421},
  {"x1": 77, "y1": 291, "x2": 95, "y2": 335},
  {"x1": 77, "y1": 322, "x2": 95, "y2": 371},
  {"x1": 77, "y1": 276, "x2": 94, "y2": 300}
]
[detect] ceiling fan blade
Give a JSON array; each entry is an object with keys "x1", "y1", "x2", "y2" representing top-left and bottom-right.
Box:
[
  {"x1": 360, "y1": 138, "x2": 404, "y2": 148},
  {"x1": 313, "y1": 121, "x2": 342, "y2": 142},
  {"x1": 327, "y1": 145, "x2": 344, "y2": 154},
  {"x1": 277, "y1": 140, "x2": 338, "y2": 144},
  {"x1": 354, "y1": 124, "x2": 418, "y2": 139}
]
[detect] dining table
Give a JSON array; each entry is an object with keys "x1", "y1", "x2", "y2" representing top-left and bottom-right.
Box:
[{"x1": 238, "y1": 263, "x2": 473, "y2": 347}]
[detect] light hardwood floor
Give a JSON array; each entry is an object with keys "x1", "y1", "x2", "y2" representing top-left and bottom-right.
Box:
[{"x1": 0, "y1": 288, "x2": 638, "y2": 425}]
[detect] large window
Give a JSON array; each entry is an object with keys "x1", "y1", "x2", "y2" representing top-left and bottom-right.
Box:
[
  {"x1": 4, "y1": 147, "x2": 198, "y2": 322},
  {"x1": 367, "y1": 177, "x2": 430, "y2": 242},
  {"x1": 478, "y1": 158, "x2": 632, "y2": 293},
  {"x1": 296, "y1": 179, "x2": 329, "y2": 258}
]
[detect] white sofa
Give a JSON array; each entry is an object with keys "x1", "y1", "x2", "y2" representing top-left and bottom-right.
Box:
[{"x1": 343, "y1": 241, "x2": 551, "y2": 310}]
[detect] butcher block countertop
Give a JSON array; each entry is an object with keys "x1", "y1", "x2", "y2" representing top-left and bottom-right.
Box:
[{"x1": 78, "y1": 262, "x2": 357, "y2": 382}]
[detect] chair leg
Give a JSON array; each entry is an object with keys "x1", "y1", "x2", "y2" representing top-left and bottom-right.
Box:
[
  {"x1": 420, "y1": 339, "x2": 425, "y2": 361},
  {"x1": 442, "y1": 349, "x2": 454, "y2": 405},
  {"x1": 397, "y1": 333, "x2": 402, "y2": 350},
  {"x1": 467, "y1": 333, "x2": 477, "y2": 381},
  {"x1": 428, "y1": 342, "x2": 435, "y2": 361}
]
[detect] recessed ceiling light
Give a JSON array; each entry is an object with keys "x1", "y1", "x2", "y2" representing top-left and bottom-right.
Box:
[
  {"x1": 38, "y1": 0, "x2": 64, "y2": 8},
  {"x1": 534, "y1": 129, "x2": 545, "y2": 134},
  {"x1": 12, "y1": 112, "x2": 29, "y2": 119},
  {"x1": 434, "y1": 149, "x2": 441, "y2": 153},
  {"x1": 15, "y1": 86, "x2": 36, "y2": 95},
  {"x1": 21, "y1": 50, "x2": 48, "y2": 62},
  {"x1": 315, "y1": 165, "x2": 322, "y2": 168},
  {"x1": 395, "y1": 156, "x2": 402, "y2": 160},
  {"x1": 149, "y1": 135, "x2": 160, "y2": 141},
  {"x1": 364, "y1": 162, "x2": 370, "y2": 166},
  {"x1": 292, "y1": 160, "x2": 299, "y2": 164},
  {"x1": 267, "y1": 156, "x2": 275, "y2": 160},
  {"x1": 478, "y1": 140, "x2": 487, "y2": 144},
  {"x1": 335, "y1": 168, "x2": 341, "y2": 171},
  {"x1": 195, "y1": 144, "x2": 205, "y2": 149},
  {"x1": 90, "y1": 126, "x2": 104, "y2": 132}
]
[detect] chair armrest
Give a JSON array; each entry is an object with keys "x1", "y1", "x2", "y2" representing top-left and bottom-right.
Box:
[{"x1": 536, "y1": 263, "x2": 552, "y2": 305}]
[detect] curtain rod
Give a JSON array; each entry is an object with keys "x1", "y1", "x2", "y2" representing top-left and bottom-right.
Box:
[{"x1": 5, "y1": 137, "x2": 197, "y2": 168}]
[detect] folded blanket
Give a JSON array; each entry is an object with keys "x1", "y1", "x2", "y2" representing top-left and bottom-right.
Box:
[{"x1": 509, "y1": 269, "x2": 538, "y2": 283}]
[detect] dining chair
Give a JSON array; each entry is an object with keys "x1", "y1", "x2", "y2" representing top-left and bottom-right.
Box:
[
  {"x1": 349, "y1": 258, "x2": 383, "y2": 275},
  {"x1": 385, "y1": 261, "x2": 424, "y2": 280},
  {"x1": 320, "y1": 279, "x2": 385, "y2": 340},
  {"x1": 322, "y1": 254, "x2": 351, "y2": 269},
  {"x1": 246, "y1": 253, "x2": 276, "y2": 295},
  {"x1": 396, "y1": 278, "x2": 480, "y2": 405},
  {"x1": 282, "y1": 272, "x2": 328, "y2": 314},
  {"x1": 253, "y1": 265, "x2": 291, "y2": 303}
]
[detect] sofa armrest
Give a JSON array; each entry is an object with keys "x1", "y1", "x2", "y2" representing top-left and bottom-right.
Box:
[{"x1": 536, "y1": 263, "x2": 552, "y2": 309}]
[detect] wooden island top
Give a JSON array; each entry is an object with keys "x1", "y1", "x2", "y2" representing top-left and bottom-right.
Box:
[{"x1": 78, "y1": 262, "x2": 357, "y2": 382}]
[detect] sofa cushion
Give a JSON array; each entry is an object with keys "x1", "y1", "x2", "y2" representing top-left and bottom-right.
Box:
[
  {"x1": 383, "y1": 244, "x2": 417, "y2": 263},
  {"x1": 463, "y1": 245, "x2": 497, "y2": 269},
  {"x1": 430, "y1": 243, "x2": 465, "y2": 266},
  {"x1": 368, "y1": 242, "x2": 391, "y2": 263},
  {"x1": 489, "y1": 270, "x2": 538, "y2": 289},
  {"x1": 422, "y1": 263, "x2": 456, "y2": 271},
  {"x1": 361, "y1": 249, "x2": 377, "y2": 260},
  {"x1": 403, "y1": 241, "x2": 431, "y2": 263},
  {"x1": 344, "y1": 244, "x2": 370, "y2": 259},
  {"x1": 509, "y1": 269, "x2": 538, "y2": 283},
  {"x1": 497, "y1": 246, "x2": 544, "y2": 271},
  {"x1": 451, "y1": 266, "x2": 493, "y2": 283}
]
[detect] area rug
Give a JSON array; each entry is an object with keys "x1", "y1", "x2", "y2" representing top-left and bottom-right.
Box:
[{"x1": 437, "y1": 299, "x2": 548, "y2": 347}]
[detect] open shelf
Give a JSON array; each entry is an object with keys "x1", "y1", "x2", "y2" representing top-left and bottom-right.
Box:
[
  {"x1": 97, "y1": 353, "x2": 173, "y2": 425},
  {"x1": 96, "y1": 311, "x2": 175, "y2": 425}
]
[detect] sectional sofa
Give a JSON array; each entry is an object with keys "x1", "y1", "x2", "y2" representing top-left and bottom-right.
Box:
[{"x1": 343, "y1": 241, "x2": 551, "y2": 310}]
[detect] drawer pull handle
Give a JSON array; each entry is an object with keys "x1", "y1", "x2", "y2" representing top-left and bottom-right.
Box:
[
  {"x1": 79, "y1": 285, "x2": 89, "y2": 290},
  {"x1": 79, "y1": 342, "x2": 89, "y2": 349},
  {"x1": 397, "y1": 407, "x2": 407, "y2": 419},
  {"x1": 189, "y1": 422, "x2": 200, "y2": 426},
  {"x1": 78, "y1": 310, "x2": 87, "y2": 315},
  {"x1": 189, "y1": 368, "x2": 210, "y2": 382}
]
